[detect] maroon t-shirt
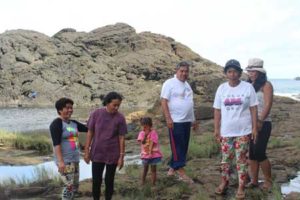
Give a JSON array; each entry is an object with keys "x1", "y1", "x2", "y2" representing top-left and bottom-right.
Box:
[{"x1": 87, "y1": 108, "x2": 127, "y2": 164}]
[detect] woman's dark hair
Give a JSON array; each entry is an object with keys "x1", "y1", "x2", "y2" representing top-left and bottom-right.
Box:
[
  {"x1": 247, "y1": 72, "x2": 267, "y2": 92},
  {"x1": 140, "y1": 117, "x2": 153, "y2": 127},
  {"x1": 55, "y1": 97, "x2": 74, "y2": 114},
  {"x1": 102, "y1": 92, "x2": 123, "y2": 106}
]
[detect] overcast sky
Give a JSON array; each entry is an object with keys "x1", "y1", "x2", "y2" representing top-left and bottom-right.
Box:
[{"x1": 1, "y1": 0, "x2": 299, "y2": 79}]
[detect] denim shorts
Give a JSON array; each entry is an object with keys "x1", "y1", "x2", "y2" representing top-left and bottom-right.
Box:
[{"x1": 142, "y1": 157, "x2": 162, "y2": 165}]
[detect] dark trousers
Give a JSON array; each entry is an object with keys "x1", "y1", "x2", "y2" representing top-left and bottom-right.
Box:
[
  {"x1": 92, "y1": 162, "x2": 117, "y2": 200},
  {"x1": 249, "y1": 121, "x2": 272, "y2": 162},
  {"x1": 168, "y1": 122, "x2": 191, "y2": 170}
]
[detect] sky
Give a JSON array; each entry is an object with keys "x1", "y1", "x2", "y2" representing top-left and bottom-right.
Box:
[{"x1": 0, "y1": 0, "x2": 299, "y2": 79}]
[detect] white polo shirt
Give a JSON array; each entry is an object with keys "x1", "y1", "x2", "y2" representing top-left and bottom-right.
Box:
[{"x1": 160, "y1": 75, "x2": 195, "y2": 123}]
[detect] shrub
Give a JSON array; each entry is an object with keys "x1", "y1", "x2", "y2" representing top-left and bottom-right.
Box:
[
  {"x1": 0, "y1": 130, "x2": 52, "y2": 154},
  {"x1": 188, "y1": 133, "x2": 219, "y2": 159}
]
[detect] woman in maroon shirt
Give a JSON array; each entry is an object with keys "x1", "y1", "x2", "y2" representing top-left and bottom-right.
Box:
[{"x1": 84, "y1": 92, "x2": 127, "y2": 200}]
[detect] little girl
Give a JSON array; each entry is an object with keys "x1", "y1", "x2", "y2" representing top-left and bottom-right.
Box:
[{"x1": 137, "y1": 117, "x2": 163, "y2": 185}]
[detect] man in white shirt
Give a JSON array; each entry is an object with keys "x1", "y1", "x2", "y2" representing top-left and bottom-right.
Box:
[{"x1": 161, "y1": 61, "x2": 197, "y2": 183}]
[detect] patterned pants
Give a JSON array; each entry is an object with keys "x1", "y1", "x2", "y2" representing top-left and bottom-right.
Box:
[
  {"x1": 220, "y1": 135, "x2": 249, "y2": 187},
  {"x1": 60, "y1": 162, "x2": 79, "y2": 200}
]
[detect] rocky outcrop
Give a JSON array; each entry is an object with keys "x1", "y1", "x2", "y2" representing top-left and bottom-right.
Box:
[{"x1": 0, "y1": 23, "x2": 224, "y2": 114}]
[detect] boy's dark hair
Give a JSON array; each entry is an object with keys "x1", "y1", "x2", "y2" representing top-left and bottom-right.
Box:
[
  {"x1": 140, "y1": 117, "x2": 153, "y2": 127},
  {"x1": 102, "y1": 92, "x2": 123, "y2": 106},
  {"x1": 55, "y1": 98, "x2": 74, "y2": 115}
]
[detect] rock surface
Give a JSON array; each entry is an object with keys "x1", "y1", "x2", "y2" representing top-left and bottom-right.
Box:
[{"x1": 0, "y1": 23, "x2": 224, "y2": 115}]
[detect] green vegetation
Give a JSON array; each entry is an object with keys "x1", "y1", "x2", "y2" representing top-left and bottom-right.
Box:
[
  {"x1": 272, "y1": 182, "x2": 283, "y2": 200},
  {"x1": 188, "y1": 133, "x2": 219, "y2": 159},
  {"x1": 116, "y1": 164, "x2": 196, "y2": 200},
  {"x1": 0, "y1": 166, "x2": 62, "y2": 188},
  {"x1": 125, "y1": 131, "x2": 137, "y2": 140},
  {"x1": 293, "y1": 137, "x2": 300, "y2": 149},
  {"x1": 0, "y1": 130, "x2": 52, "y2": 154},
  {"x1": 268, "y1": 137, "x2": 287, "y2": 149}
]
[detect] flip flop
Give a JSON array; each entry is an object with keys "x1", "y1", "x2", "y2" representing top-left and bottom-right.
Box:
[{"x1": 167, "y1": 168, "x2": 175, "y2": 176}]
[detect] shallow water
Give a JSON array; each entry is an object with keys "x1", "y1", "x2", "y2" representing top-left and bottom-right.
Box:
[
  {"x1": 281, "y1": 172, "x2": 300, "y2": 195},
  {"x1": 0, "y1": 108, "x2": 57, "y2": 132},
  {"x1": 0, "y1": 107, "x2": 140, "y2": 133},
  {"x1": 0, "y1": 155, "x2": 141, "y2": 183}
]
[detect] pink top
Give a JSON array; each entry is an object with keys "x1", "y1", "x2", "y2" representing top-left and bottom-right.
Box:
[{"x1": 137, "y1": 130, "x2": 163, "y2": 159}]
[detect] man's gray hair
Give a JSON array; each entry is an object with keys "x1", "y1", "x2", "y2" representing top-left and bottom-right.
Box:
[{"x1": 176, "y1": 61, "x2": 190, "y2": 70}]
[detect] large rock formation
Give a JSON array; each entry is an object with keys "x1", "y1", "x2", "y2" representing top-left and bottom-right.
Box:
[{"x1": 0, "y1": 23, "x2": 224, "y2": 113}]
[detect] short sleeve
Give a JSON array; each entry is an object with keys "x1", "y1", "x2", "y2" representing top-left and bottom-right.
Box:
[
  {"x1": 118, "y1": 115, "x2": 128, "y2": 135},
  {"x1": 150, "y1": 130, "x2": 158, "y2": 144},
  {"x1": 249, "y1": 85, "x2": 259, "y2": 107},
  {"x1": 72, "y1": 120, "x2": 88, "y2": 132},
  {"x1": 213, "y1": 85, "x2": 222, "y2": 109},
  {"x1": 87, "y1": 110, "x2": 97, "y2": 132},
  {"x1": 160, "y1": 80, "x2": 172, "y2": 100},
  {"x1": 137, "y1": 131, "x2": 144, "y2": 141},
  {"x1": 49, "y1": 118, "x2": 63, "y2": 146}
]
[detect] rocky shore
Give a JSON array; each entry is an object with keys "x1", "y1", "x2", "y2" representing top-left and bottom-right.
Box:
[{"x1": 1, "y1": 95, "x2": 300, "y2": 200}]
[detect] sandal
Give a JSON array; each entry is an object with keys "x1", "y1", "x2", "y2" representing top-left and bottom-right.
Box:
[
  {"x1": 167, "y1": 168, "x2": 175, "y2": 176},
  {"x1": 215, "y1": 185, "x2": 228, "y2": 195}
]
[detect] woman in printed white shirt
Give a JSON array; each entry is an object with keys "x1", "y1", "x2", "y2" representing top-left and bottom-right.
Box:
[{"x1": 213, "y1": 59, "x2": 258, "y2": 199}]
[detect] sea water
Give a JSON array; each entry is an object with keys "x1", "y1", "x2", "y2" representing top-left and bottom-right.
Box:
[{"x1": 270, "y1": 79, "x2": 300, "y2": 101}]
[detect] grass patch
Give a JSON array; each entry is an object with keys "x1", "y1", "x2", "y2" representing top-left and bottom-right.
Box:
[
  {"x1": 188, "y1": 133, "x2": 219, "y2": 159},
  {"x1": 160, "y1": 143, "x2": 171, "y2": 161},
  {"x1": 272, "y1": 182, "x2": 283, "y2": 200},
  {"x1": 0, "y1": 166, "x2": 62, "y2": 188},
  {"x1": 268, "y1": 137, "x2": 287, "y2": 149},
  {"x1": 0, "y1": 130, "x2": 52, "y2": 154},
  {"x1": 0, "y1": 166, "x2": 62, "y2": 199},
  {"x1": 293, "y1": 138, "x2": 300, "y2": 149}
]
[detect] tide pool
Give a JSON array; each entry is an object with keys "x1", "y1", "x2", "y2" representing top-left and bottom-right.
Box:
[{"x1": 0, "y1": 154, "x2": 141, "y2": 184}]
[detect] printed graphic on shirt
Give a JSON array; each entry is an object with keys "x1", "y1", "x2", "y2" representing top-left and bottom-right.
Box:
[
  {"x1": 223, "y1": 94, "x2": 246, "y2": 111},
  {"x1": 65, "y1": 126, "x2": 79, "y2": 150}
]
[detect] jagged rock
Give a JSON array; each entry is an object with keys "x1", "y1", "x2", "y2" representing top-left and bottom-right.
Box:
[{"x1": 0, "y1": 23, "x2": 225, "y2": 118}]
